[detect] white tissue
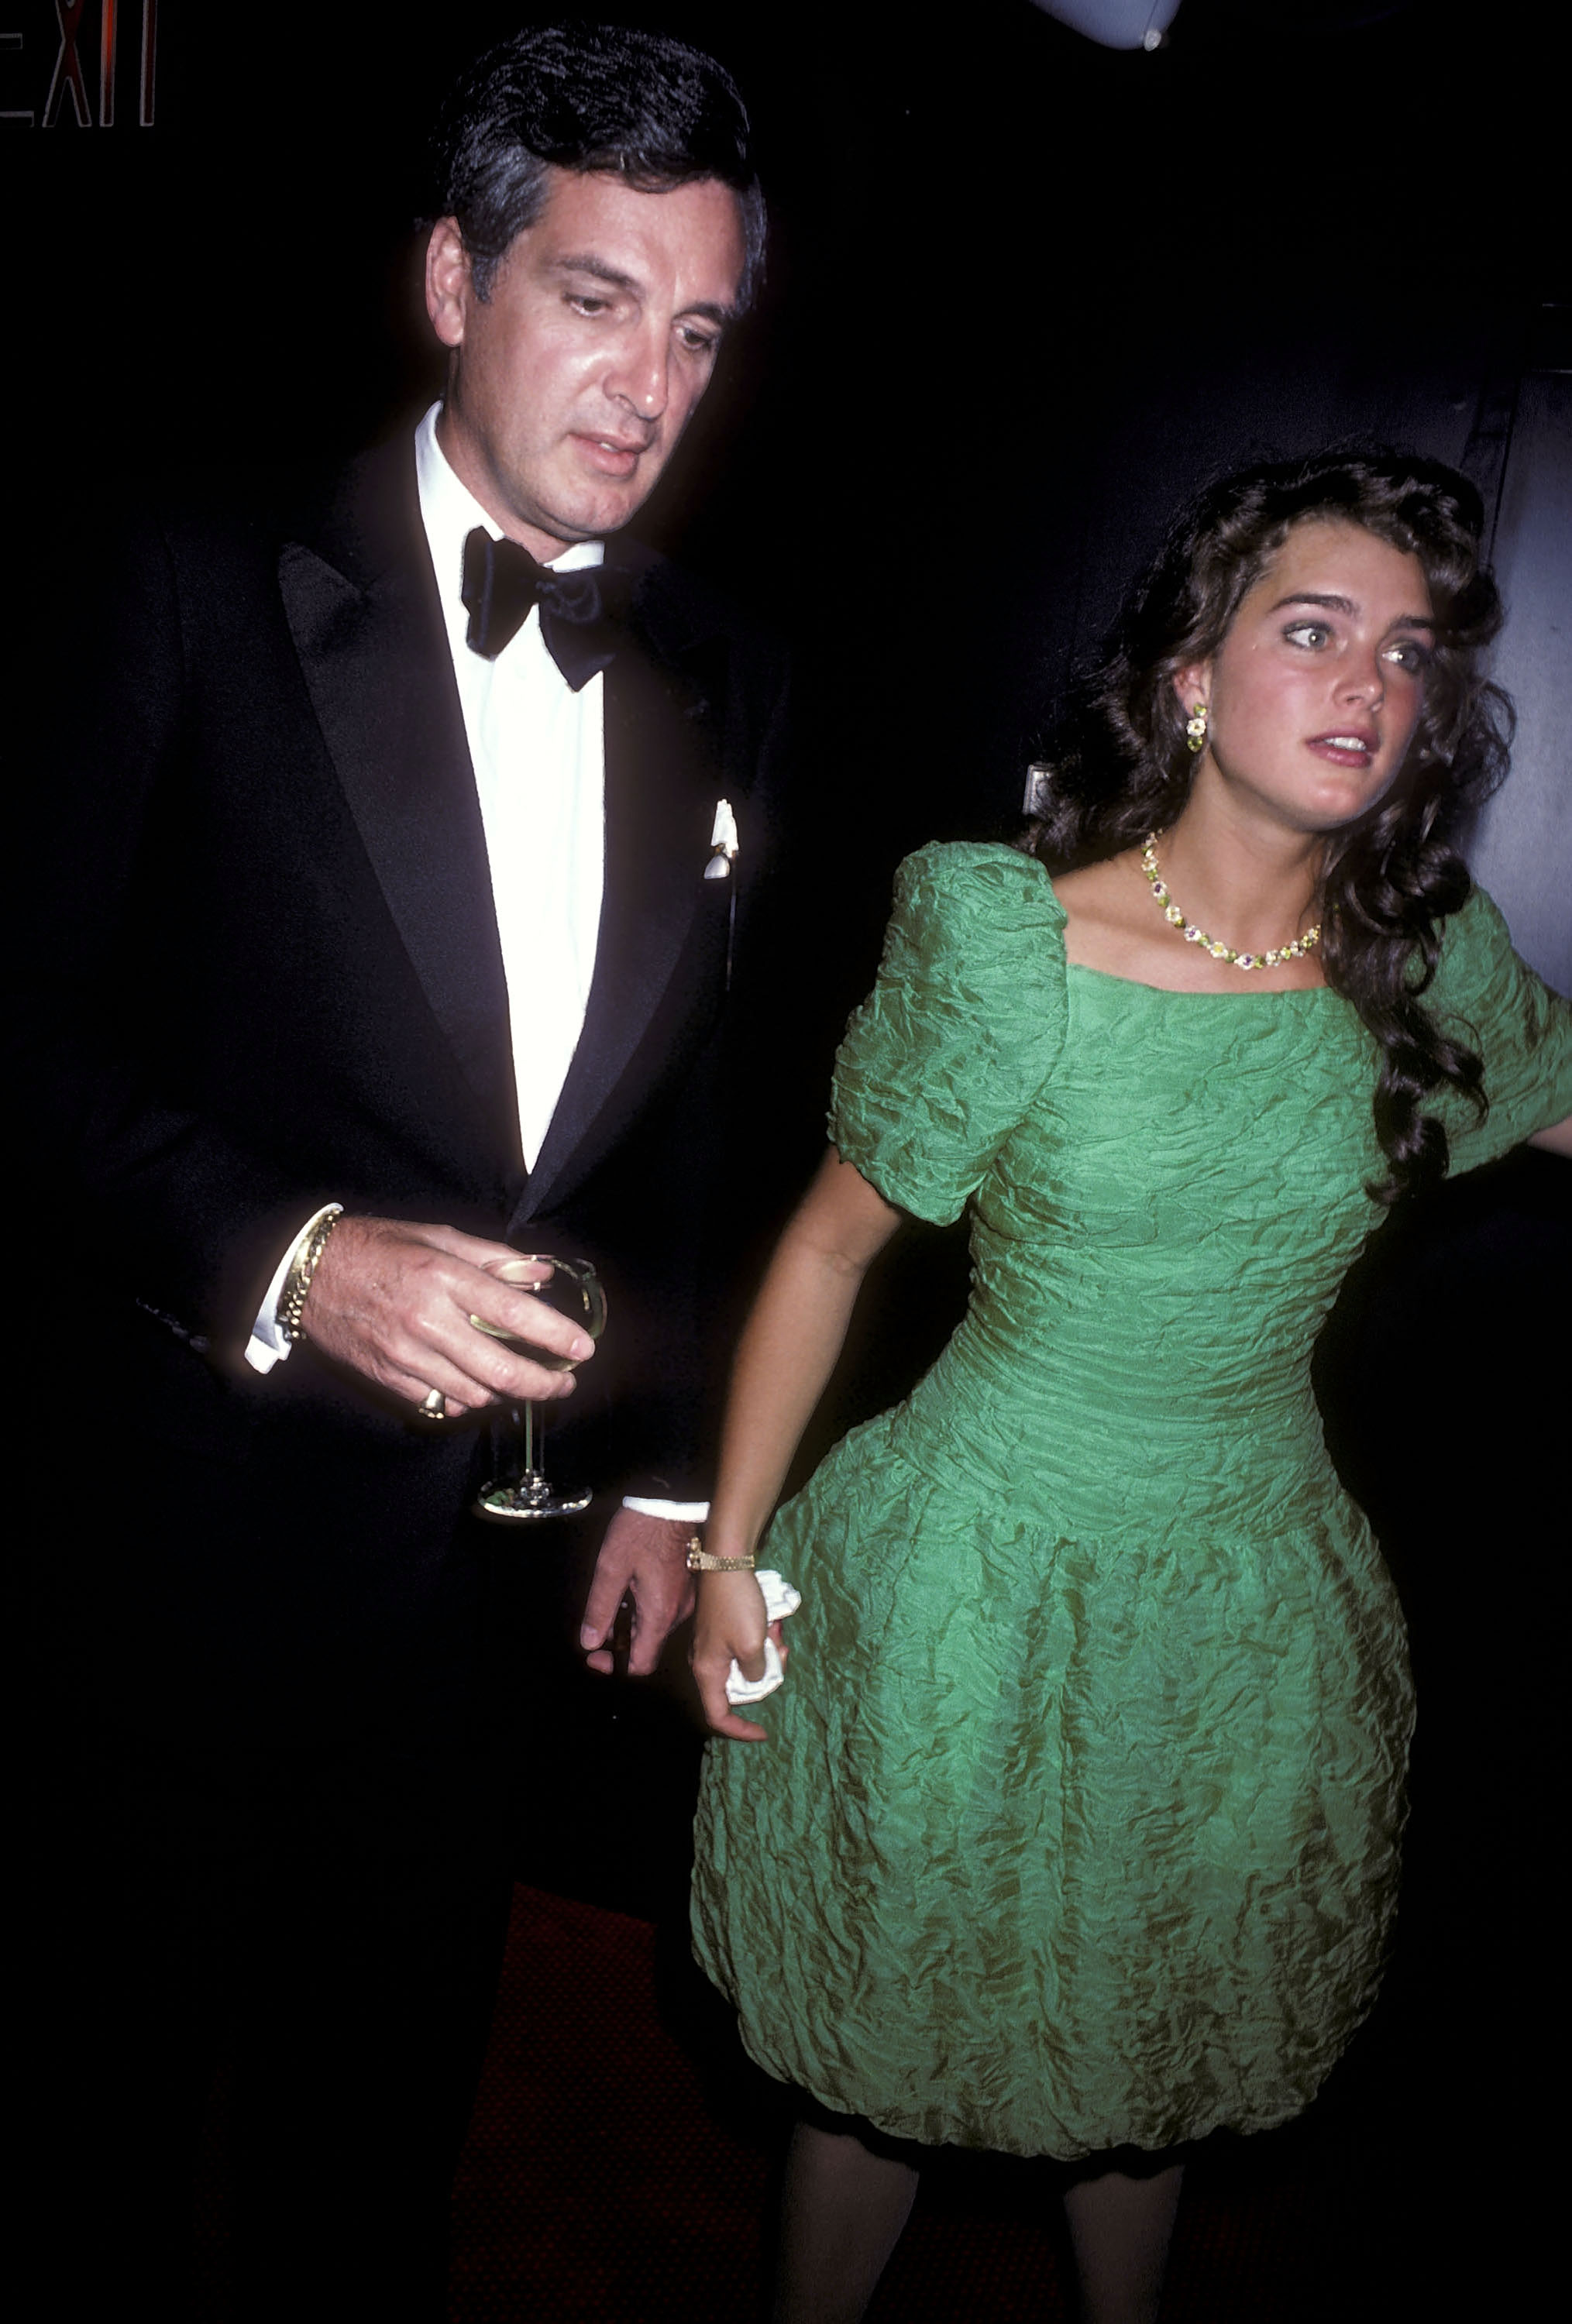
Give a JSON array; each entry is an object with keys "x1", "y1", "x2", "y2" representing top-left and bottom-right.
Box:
[{"x1": 724, "y1": 1569, "x2": 800, "y2": 1704}]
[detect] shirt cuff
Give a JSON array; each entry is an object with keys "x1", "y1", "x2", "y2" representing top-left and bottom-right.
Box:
[
  {"x1": 243, "y1": 1202, "x2": 343, "y2": 1374},
  {"x1": 620, "y1": 1497, "x2": 711, "y2": 1522}
]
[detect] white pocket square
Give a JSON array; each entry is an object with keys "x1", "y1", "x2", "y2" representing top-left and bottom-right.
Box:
[{"x1": 704, "y1": 796, "x2": 739, "y2": 879}]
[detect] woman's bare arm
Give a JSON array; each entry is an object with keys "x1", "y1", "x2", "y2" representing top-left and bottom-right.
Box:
[{"x1": 690, "y1": 1146, "x2": 905, "y2": 1740}]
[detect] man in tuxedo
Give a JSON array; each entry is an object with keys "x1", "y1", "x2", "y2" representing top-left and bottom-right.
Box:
[{"x1": 19, "y1": 24, "x2": 785, "y2": 2319}]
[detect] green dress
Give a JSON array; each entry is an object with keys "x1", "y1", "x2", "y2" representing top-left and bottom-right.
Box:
[{"x1": 691, "y1": 843, "x2": 1572, "y2": 2160}]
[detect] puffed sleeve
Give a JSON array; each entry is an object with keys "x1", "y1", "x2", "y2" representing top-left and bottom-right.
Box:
[
  {"x1": 829, "y1": 842, "x2": 1070, "y2": 1224},
  {"x1": 1426, "y1": 887, "x2": 1572, "y2": 1172}
]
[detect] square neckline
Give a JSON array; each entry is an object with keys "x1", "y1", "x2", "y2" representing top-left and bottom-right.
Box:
[
  {"x1": 1062, "y1": 957, "x2": 1336, "y2": 1000},
  {"x1": 1032, "y1": 858, "x2": 1333, "y2": 1002}
]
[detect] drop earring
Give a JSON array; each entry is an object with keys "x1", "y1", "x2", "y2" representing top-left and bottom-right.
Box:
[{"x1": 1185, "y1": 703, "x2": 1209, "y2": 755}]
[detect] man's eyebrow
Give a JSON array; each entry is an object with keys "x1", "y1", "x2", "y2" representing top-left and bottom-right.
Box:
[
  {"x1": 549, "y1": 253, "x2": 641, "y2": 292},
  {"x1": 1269, "y1": 590, "x2": 1435, "y2": 629},
  {"x1": 549, "y1": 253, "x2": 736, "y2": 325}
]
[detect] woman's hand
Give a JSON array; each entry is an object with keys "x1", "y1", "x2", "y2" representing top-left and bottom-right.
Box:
[{"x1": 690, "y1": 1569, "x2": 783, "y2": 1742}]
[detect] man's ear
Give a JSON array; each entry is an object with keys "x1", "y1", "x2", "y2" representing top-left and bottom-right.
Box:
[{"x1": 425, "y1": 218, "x2": 473, "y2": 351}]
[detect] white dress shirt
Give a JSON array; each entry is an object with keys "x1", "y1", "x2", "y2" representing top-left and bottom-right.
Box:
[{"x1": 415, "y1": 403, "x2": 607, "y2": 1174}]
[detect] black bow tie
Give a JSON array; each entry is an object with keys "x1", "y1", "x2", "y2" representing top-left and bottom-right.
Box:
[{"x1": 460, "y1": 528, "x2": 631, "y2": 690}]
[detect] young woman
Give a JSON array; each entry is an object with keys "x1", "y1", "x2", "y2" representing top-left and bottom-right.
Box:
[{"x1": 686, "y1": 451, "x2": 1572, "y2": 2324}]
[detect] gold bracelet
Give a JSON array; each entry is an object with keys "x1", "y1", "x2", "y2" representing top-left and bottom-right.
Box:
[
  {"x1": 685, "y1": 1535, "x2": 755, "y2": 1573},
  {"x1": 277, "y1": 1209, "x2": 342, "y2": 1344}
]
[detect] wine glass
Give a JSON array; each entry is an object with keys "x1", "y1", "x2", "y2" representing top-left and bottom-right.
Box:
[{"x1": 472, "y1": 1254, "x2": 607, "y2": 1522}]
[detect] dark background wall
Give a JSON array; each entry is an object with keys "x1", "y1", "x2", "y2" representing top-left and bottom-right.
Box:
[
  {"x1": 5, "y1": 6, "x2": 1567, "y2": 2313},
  {"x1": 5, "y1": 1, "x2": 1565, "y2": 998}
]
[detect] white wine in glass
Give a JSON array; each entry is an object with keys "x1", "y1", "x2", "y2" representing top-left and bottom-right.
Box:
[{"x1": 472, "y1": 1255, "x2": 607, "y2": 1521}]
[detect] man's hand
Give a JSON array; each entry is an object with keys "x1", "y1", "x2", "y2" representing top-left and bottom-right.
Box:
[
  {"x1": 580, "y1": 1508, "x2": 697, "y2": 1677},
  {"x1": 302, "y1": 1216, "x2": 595, "y2": 1415}
]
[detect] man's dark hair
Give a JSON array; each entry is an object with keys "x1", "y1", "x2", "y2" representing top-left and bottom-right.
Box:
[{"x1": 428, "y1": 22, "x2": 764, "y2": 308}]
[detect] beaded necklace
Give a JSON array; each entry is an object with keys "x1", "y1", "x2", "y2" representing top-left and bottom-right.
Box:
[{"x1": 1140, "y1": 834, "x2": 1322, "y2": 974}]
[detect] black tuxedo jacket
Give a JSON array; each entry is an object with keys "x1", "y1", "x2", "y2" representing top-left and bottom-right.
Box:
[{"x1": 15, "y1": 438, "x2": 789, "y2": 1740}]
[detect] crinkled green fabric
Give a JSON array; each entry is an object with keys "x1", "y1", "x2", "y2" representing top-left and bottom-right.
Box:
[{"x1": 691, "y1": 844, "x2": 1572, "y2": 2159}]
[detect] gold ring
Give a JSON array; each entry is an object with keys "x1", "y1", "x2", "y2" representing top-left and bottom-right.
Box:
[{"x1": 419, "y1": 1389, "x2": 448, "y2": 1420}]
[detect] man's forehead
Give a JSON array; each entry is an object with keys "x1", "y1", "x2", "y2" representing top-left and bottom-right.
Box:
[{"x1": 511, "y1": 166, "x2": 743, "y2": 270}]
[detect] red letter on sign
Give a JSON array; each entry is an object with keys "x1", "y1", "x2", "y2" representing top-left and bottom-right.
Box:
[{"x1": 100, "y1": 0, "x2": 116, "y2": 126}]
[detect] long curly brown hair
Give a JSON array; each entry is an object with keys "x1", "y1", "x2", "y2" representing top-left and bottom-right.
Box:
[{"x1": 1021, "y1": 449, "x2": 1512, "y2": 1202}]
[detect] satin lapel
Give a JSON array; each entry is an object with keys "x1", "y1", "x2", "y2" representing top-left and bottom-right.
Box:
[
  {"x1": 277, "y1": 449, "x2": 518, "y2": 1160},
  {"x1": 521, "y1": 585, "x2": 727, "y2": 1220}
]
